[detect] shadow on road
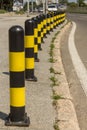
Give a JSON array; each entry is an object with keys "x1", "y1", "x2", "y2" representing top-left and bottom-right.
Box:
[
  {"x1": 0, "y1": 111, "x2": 8, "y2": 120},
  {"x1": 2, "y1": 72, "x2": 9, "y2": 75}
]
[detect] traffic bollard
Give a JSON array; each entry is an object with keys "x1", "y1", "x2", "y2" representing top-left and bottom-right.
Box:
[
  {"x1": 54, "y1": 12, "x2": 57, "y2": 29},
  {"x1": 40, "y1": 14, "x2": 44, "y2": 43},
  {"x1": 43, "y1": 14, "x2": 47, "y2": 38},
  {"x1": 32, "y1": 17, "x2": 39, "y2": 62},
  {"x1": 47, "y1": 13, "x2": 51, "y2": 34},
  {"x1": 36, "y1": 15, "x2": 42, "y2": 50},
  {"x1": 5, "y1": 25, "x2": 30, "y2": 126},
  {"x1": 56, "y1": 12, "x2": 58, "y2": 26},
  {"x1": 50, "y1": 13, "x2": 54, "y2": 32},
  {"x1": 25, "y1": 19, "x2": 37, "y2": 81}
]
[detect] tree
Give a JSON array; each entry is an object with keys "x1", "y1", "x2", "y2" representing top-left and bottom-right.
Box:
[
  {"x1": 0, "y1": 0, "x2": 4, "y2": 9},
  {"x1": 67, "y1": 2, "x2": 78, "y2": 7},
  {"x1": 59, "y1": 0, "x2": 68, "y2": 4},
  {"x1": 0, "y1": 0, "x2": 13, "y2": 10},
  {"x1": 77, "y1": 0, "x2": 85, "y2": 6}
]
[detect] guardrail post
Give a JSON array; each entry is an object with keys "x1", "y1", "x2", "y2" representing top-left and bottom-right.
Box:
[
  {"x1": 25, "y1": 19, "x2": 37, "y2": 81},
  {"x1": 5, "y1": 25, "x2": 30, "y2": 126}
]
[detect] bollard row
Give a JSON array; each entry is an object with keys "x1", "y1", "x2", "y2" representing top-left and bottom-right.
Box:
[{"x1": 5, "y1": 11, "x2": 66, "y2": 127}]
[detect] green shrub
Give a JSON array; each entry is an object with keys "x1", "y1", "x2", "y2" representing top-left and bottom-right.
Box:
[
  {"x1": 0, "y1": 9, "x2": 7, "y2": 14},
  {"x1": 15, "y1": 9, "x2": 25, "y2": 14}
]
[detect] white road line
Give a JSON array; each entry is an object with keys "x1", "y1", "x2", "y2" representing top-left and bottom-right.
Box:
[{"x1": 68, "y1": 21, "x2": 87, "y2": 96}]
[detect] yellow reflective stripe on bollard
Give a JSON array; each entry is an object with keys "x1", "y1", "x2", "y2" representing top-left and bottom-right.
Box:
[
  {"x1": 25, "y1": 36, "x2": 34, "y2": 48},
  {"x1": 38, "y1": 37, "x2": 41, "y2": 43},
  {"x1": 44, "y1": 28, "x2": 46, "y2": 34},
  {"x1": 34, "y1": 29, "x2": 38, "y2": 37},
  {"x1": 38, "y1": 24, "x2": 41, "y2": 31},
  {"x1": 48, "y1": 18, "x2": 50, "y2": 23},
  {"x1": 34, "y1": 45, "x2": 38, "y2": 53},
  {"x1": 10, "y1": 87, "x2": 25, "y2": 107},
  {"x1": 25, "y1": 58, "x2": 34, "y2": 69},
  {"x1": 9, "y1": 52, "x2": 25, "y2": 71}
]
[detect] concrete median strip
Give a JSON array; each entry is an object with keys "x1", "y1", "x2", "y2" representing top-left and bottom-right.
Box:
[{"x1": 53, "y1": 22, "x2": 80, "y2": 130}]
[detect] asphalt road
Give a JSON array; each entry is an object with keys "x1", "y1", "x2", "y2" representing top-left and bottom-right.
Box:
[{"x1": 61, "y1": 13, "x2": 87, "y2": 130}]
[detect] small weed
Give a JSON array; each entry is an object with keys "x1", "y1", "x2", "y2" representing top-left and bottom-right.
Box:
[
  {"x1": 52, "y1": 94, "x2": 64, "y2": 100},
  {"x1": 52, "y1": 37, "x2": 56, "y2": 43},
  {"x1": 49, "y1": 49, "x2": 54, "y2": 57},
  {"x1": 53, "y1": 123, "x2": 60, "y2": 130},
  {"x1": 49, "y1": 67, "x2": 61, "y2": 75},
  {"x1": 49, "y1": 57, "x2": 55, "y2": 63},
  {"x1": 50, "y1": 76, "x2": 57, "y2": 82},
  {"x1": 49, "y1": 67, "x2": 55, "y2": 73},
  {"x1": 55, "y1": 31, "x2": 60, "y2": 37},
  {"x1": 50, "y1": 43, "x2": 55, "y2": 50},
  {"x1": 50, "y1": 76, "x2": 58, "y2": 86},
  {"x1": 61, "y1": 25, "x2": 64, "y2": 29}
]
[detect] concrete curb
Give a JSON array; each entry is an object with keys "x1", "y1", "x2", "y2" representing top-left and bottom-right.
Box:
[{"x1": 53, "y1": 22, "x2": 80, "y2": 130}]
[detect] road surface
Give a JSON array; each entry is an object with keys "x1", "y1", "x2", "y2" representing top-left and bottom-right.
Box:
[{"x1": 61, "y1": 13, "x2": 87, "y2": 130}]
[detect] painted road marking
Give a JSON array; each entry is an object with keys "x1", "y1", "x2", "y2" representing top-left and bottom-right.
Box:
[{"x1": 68, "y1": 21, "x2": 87, "y2": 96}]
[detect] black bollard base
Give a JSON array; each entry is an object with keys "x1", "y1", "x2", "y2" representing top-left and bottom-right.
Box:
[
  {"x1": 47, "y1": 31, "x2": 50, "y2": 35},
  {"x1": 5, "y1": 113, "x2": 30, "y2": 127},
  {"x1": 38, "y1": 48, "x2": 42, "y2": 51},
  {"x1": 50, "y1": 29, "x2": 53, "y2": 32},
  {"x1": 25, "y1": 70, "x2": 37, "y2": 82},
  {"x1": 34, "y1": 54, "x2": 40, "y2": 62},
  {"x1": 44, "y1": 35, "x2": 47, "y2": 38},
  {"x1": 26, "y1": 76, "x2": 37, "y2": 82},
  {"x1": 38, "y1": 44, "x2": 42, "y2": 51},
  {"x1": 42, "y1": 40, "x2": 45, "y2": 44},
  {"x1": 35, "y1": 58, "x2": 40, "y2": 62}
]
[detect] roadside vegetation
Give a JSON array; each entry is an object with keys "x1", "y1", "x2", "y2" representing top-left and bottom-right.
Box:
[
  {"x1": 49, "y1": 28, "x2": 66, "y2": 130},
  {"x1": 0, "y1": 9, "x2": 7, "y2": 13},
  {"x1": 67, "y1": 2, "x2": 87, "y2": 13}
]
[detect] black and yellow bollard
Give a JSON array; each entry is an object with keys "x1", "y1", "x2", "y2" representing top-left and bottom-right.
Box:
[
  {"x1": 59, "y1": 12, "x2": 62, "y2": 25},
  {"x1": 5, "y1": 26, "x2": 30, "y2": 126},
  {"x1": 56, "y1": 12, "x2": 59, "y2": 27},
  {"x1": 50, "y1": 13, "x2": 54, "y2": 32},
  {"x1": 40, "y1": 14, "x2": 44, "y2": 43},
  {"x1": 55, "y1": 12, "x2": 58, "y2": 27},
  {"x1": 54, "y1": 12, "x2": 56, "y2": 28},
  {"x1": 62, "y1": 12, "x2": 66, "y2": 23},
  {"x1": 32, "y1": 17, "x2": 39, "y2": 62},
  {"x1": 36, "y1": 15, "x2": 42, "y2": 51},
  {"x1": 43, "y1": 14, "x2": 47, "y2": 38},
  {"x1": 25, "y1": 19, "x2": 37, "y2": 81},
  {"x1": 51, "y1": 12, "x2": 54, "y2": 29},
  {"x1": 47, "y1": 13, "x2": 51, "y2": 34}
]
